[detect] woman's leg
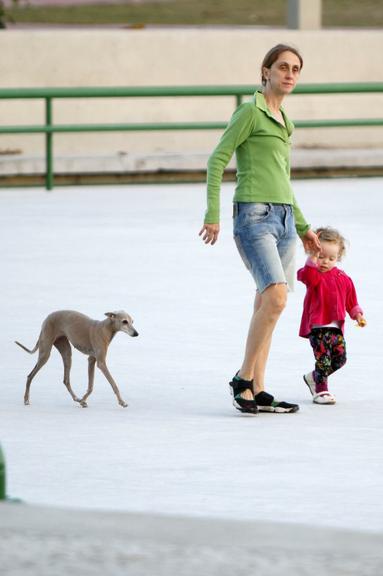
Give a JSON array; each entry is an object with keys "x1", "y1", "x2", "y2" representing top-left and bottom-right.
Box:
[
  {"x1": 238, "y1": 283, "x2": 288, "y2": 397},
  {"x1": 232, "y1": 203, "x2": 295, "y2": 403}
]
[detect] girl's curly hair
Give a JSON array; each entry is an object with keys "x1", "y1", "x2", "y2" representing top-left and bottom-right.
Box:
[{"x1": 315, "y1": 226, "x2": 347, "y2": 260}]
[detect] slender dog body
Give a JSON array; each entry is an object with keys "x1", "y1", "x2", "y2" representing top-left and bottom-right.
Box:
[{"x1": 15, "y1": 310, "x2": 138, "y2": 407}]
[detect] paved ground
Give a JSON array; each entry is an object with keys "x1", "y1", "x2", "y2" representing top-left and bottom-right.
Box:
[
  {"x1": 2, "y1": 502, "x2": 383, "y2": 576},
  {"x1": 1, "y1": 179, "x2": 382, "y2": 575}
]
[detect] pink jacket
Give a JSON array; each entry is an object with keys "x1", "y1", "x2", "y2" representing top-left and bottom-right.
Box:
[{"x1": 297, "y1": 258, "x2": 363, "y2": 338}]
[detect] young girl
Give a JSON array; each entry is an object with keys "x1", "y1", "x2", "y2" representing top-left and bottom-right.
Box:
[{"x1": 297, "y1": 227, "x2": 366, "y2": 405}]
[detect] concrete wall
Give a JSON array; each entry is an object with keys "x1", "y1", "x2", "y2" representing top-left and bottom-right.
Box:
[{"x1": 0, "y1": 28, "x2": 382, "y2": 173}]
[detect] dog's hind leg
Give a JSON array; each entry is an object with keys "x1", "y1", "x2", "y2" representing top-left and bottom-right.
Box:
[
  {"x1": 79, "y1": 356, "x2": 96, "y2": 408},
  {"x1": 53, "y1": 336, "x2": 81, "y2": 404},
  {"x1": 24, "y1": 348, "x2": 52, "y2": 405}
]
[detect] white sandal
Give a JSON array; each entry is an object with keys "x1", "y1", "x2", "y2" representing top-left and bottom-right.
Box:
[
  {"x1": 313, "y1": 391, "x2": 336, "y2": 405},
  {"x1": 304, "y1": 373, "x2": 336, "y2": 404}
]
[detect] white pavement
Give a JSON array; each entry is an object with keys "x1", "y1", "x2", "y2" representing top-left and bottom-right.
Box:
[{"x1": 0, "y1": 178, "x2": 382, "y2": 573}]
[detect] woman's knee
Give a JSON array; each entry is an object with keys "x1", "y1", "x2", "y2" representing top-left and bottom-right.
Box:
[{"x1": 262, "y1": 283, "x2": 287, "y2": 315}]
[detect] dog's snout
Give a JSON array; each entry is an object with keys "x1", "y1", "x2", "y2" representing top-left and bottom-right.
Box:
[{"x1": 131, "y1": 329, "x2": 139, "y2": 337}]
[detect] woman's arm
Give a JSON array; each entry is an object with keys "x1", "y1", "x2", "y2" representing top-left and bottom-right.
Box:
[
  {"x1": 291, "y1": 194, "x2": 321, "y2": 252},
  {"x1": 204, "y1": 102, "x2": 256, "y2": 225}
]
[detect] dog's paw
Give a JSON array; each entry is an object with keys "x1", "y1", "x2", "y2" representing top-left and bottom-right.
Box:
[
  {"x1": 80, "y1": 401, "x2": 88, "y2": 408},
  {"x1": 120, "y1": 401, "x2": 128, "y2": 408}
]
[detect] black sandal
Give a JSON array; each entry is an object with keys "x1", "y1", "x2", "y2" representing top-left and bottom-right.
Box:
[
  {"x1": 229, "y1": 374, "x2": 258, "y2": 414},
  {"x1": 254, "y1": 391, "x2": 299, "y2": 413}
]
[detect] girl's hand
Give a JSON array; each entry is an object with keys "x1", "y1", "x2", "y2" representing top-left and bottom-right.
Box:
[
  {"x1": 199, "y1": 223, "x2": 220, "y2": 245},
  {"x1": 301, "y1": 229, "x2": 321, "y2": 254},
  {"x1": 356, "y1": 314, "x2": 367, "y2": 327}
]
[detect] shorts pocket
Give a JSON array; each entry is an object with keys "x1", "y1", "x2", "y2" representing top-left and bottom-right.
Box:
[{"x1": 239, "y1": 203, "x2": 271, "y2": 229}]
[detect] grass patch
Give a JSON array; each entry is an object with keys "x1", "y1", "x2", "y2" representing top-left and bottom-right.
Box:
[
  {"x1": 323, "y1": 0, "x2": 383, "y2": 26},
  {"x1": 3, "y1": 0, "x2": 383, "y2": 27},
  {"x1": 4, "y1": 0, "x2": 285, "y2": 26}
]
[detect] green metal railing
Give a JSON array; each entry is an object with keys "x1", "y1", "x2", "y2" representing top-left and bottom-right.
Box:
[{"x1": 0, "y1": 82, "x2": 382, "y2": 189}]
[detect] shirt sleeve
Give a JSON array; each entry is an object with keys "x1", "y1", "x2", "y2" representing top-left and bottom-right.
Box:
[
  {"x1": 204, "y1": 103, "x2": 256, "y2": 224},
  {"x1": 297, "y1": 259, "x2": 321, "y2": 287},
  {"x1": 291, "y1": 193, "x2": 310, "y2": 237},
  {"x1": 346, "y1": 277, "x2": 364, "y2": 319}
]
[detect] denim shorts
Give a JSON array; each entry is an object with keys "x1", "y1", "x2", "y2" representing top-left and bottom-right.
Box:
[{"x1": 233, "y1": 202, "x2": 297, "y2": 293}]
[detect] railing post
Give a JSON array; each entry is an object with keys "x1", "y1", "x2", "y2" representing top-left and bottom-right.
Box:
[
  {"x1": 236, "y1": 94, "x2": 243, "y2": 107},
  {"x1": 45, "y1": 96, "x2": 53, "y2": 190},
  {"x1": 287, "y1": 0, "x2": 322, "y2": 29},
  {"x1": 0, "y1": 443, "x2": 6, "y2": 500}
]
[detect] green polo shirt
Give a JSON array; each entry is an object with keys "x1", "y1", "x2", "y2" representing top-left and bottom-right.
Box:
[{"x1": 205, "y1": 91, "x2": 309, "y2": 236}]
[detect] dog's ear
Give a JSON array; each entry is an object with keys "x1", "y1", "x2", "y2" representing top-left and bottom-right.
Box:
[{"x1": 104, "y1": 312, "x2": 116, "y2": 319}]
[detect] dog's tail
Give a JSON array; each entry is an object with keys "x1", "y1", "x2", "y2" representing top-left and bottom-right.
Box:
[{"x1": 15, "y1": 339, "x2": 39, "y2": 354}]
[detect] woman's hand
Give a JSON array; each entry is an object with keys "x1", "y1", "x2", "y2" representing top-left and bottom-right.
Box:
[
  {"x1": 301, "y1": 229, "x2": 321, "y2": 254},
  {"x1": 199, "y1": 223, "x2": 220, "y2": 245}
]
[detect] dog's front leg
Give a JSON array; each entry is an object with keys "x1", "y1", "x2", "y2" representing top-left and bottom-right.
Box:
[{"x1": 96, "y1": 359, "x2": 128, "y2": 407}]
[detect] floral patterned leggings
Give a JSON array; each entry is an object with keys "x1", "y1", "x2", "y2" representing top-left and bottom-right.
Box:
[{"x1": 309, "y1": 328, "x2": 347, "y2": 388}]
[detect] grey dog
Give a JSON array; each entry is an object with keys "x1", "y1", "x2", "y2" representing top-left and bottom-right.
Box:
[{"x1": 15, "y1": 310, "x2": 138, "y2": 408}]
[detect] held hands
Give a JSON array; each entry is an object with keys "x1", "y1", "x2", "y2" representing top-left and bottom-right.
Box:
[
  {"x1": 199, "y1": 223, "x2": 220, "y2": 245},
  {"x1": 301, "y1": 229, "x2": 321, "y2": 255}
]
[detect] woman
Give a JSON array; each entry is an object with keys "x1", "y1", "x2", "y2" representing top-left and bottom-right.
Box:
[{"x1": 199, "y1": 44, "x2": 320, "y2": 415}]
